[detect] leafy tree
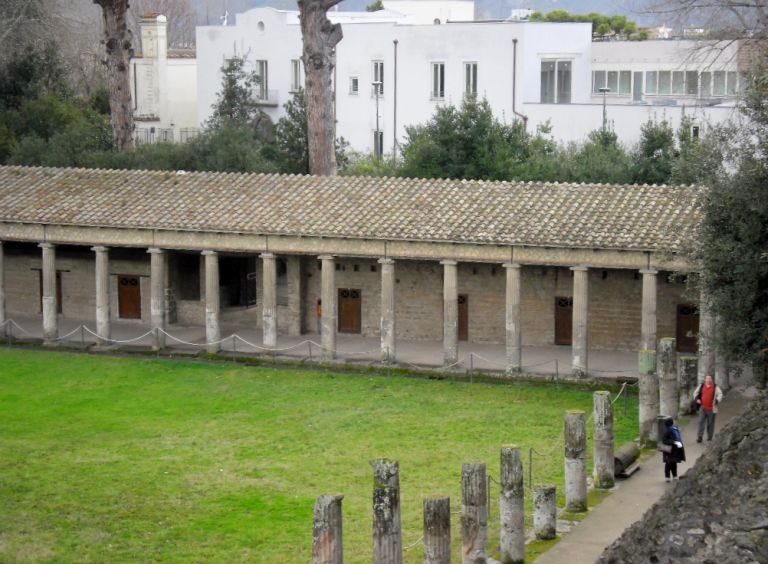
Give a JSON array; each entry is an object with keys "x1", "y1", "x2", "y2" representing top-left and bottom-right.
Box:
[
  {"x1": 596, "y1": 22, "x2": 611, "y2": 36},
  {"x1": 269, "y1": 89, "x2": 310, "y2": 174},
  {"x1": 633, "y1": 118, "x2": 675, "y2": 184},
  {"x1": 366, "y1": 0, "x2": 384, "y2": 11},
  {"x1": 399, "y1": 96, "x2": 528, "y2": 180},
  {"x1": 0, "y1": 44, "x2": 70, "y2": 111},
  {"x1": 207, "y1": 56, "x2": 264, "y2": 131},
  {"x1": 558, "y1": 129, "x2": 634, "y2": 184}
]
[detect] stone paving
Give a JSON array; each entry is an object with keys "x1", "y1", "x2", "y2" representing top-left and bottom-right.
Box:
[{"x1": 2, "y1": 314, "x2": 639, "y2": 380}]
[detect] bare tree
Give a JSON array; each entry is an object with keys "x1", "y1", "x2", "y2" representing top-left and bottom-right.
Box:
[
  {"x1": 129, "y1": 0, "x2": 196, "y2": 47},
  {"x1": 93, "y1": 0, "x2": 135, "y2": 151},
  {"x1": 298, "y1": 0, "x2": 342, "y2": 176},
  {"x1": 643, "y1": 0, "x2": 768, "y2": 43}
]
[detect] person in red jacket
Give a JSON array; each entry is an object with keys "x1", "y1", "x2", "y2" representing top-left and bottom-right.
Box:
[{"x1": 694, "y1": 373, "x2": 724, "y2": 443}]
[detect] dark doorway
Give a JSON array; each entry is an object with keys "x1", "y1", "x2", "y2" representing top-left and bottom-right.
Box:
[
  {"x1": 555, "y1": 296, "x2": 573, "y2": 345},
  {"x1": 676, "y1": 304, "x2": 699, "y2": 353},
  {"x1": 220, "y1": 256, "x2": 257, "y2": 307},
  {"x1": 338, "y1": 288, "x2": 361, "y2": 333},
  {"x1": 458, "y1": 294, "x2": 469, "y2": 341},
  {"x1": 38, "y1": 271, "x2": 63, "y2": 314},
  {"x1": 118, "y1": 275, "x2": 142, "y2": 319}
]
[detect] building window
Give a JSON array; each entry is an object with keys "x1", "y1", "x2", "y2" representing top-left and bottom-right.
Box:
[
  {"x1": 290, "y1": 59, "x2": 302, "y2": 92},
  {"x1": 373, "y1": 130, "x2": 383, "y2": 158},
  {"x1": 713, "y1": 71, "x2": 726, "y2": 96},
  {"x1": 255, "y1": 60, "x2": 268, "y2": 100},
  {"x1": 350, "y1": 76, "x2": 359, "y2": 95},
  {"x1": 658, "y1": 71, "x2": 671, "y2": 95},
  {"x1": 672, "y1": 70, "x2": 685, "y2": 95},
  {"x1": 464, "y1": 62, "x2": 477, "y2": 96},
  {"x1": 540, "y1": 60, "x2": 571, "y2": 104},
  {"x1": 726, "y1": 71, "x2": 738, "y2": 95},
  {"x1": 700, "y1": 71, "x2": 712, "y2": 97},
  {"x1": 432, "y1": 62, "x2": 445, "y2": 99},
  {"x1": 645, "y1": 71, "x2": 658, "y2": 94},
  {"x1": 618, "y1": 70, "x2": 631, "y2": 94},
  {"x1": 685, "y1": 71, "x2": 698, "y2": 96},
  {"x1": 592, "y1": 70, "x2": 606, "y2": 93},
  {"x1": 372, "y1": 60, "x2": 384, "y2": 95}
]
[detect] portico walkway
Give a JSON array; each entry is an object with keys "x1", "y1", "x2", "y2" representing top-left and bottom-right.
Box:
[{"x1": 3, "y1": 314, "x2": 638, "y2": 380}]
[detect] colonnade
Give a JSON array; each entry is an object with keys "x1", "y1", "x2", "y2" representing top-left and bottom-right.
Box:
[{"x1": 0, "y1": 241, "x2": 676, "y2": 377}]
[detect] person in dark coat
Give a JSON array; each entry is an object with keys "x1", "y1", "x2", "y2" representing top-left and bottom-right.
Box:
[{"x1": 662, "y1": 417, "x2": 686, "y2": 482}]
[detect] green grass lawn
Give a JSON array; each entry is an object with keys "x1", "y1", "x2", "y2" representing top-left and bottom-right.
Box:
[{"x1": 0, "y1": 348, "x2": 638, "y2": 562}]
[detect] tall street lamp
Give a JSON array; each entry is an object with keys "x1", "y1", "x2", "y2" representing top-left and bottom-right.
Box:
[
  {"x1": 372, "y1": 80, "x2": 382, "y2": 158},
  {"x1": 599, "y1": 87, "x2": 610, "y2": 132}
]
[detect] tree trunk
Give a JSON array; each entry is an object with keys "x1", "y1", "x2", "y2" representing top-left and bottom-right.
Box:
[
  {"x1": 298, "y1": 0, "x2": 342, "y2": 176},
  {"x1": 94, "y1": 0, "x2": 134, "y2": 152}
]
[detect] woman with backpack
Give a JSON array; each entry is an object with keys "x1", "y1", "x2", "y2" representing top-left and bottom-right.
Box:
[{"x1": 661, "y1": 417, "x2": 686, "y2": 482}]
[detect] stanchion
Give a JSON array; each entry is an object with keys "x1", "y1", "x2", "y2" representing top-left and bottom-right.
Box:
[{"x1": 232, "y1": 335, "x2": 237, "y2": 363}]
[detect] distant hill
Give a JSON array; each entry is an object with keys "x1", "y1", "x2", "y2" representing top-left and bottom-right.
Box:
[{"x1": 191, "y1": 0, "x2": 660, "y2": 26}]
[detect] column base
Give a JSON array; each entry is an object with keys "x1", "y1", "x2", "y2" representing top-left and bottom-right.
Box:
[{"x1": 572, "y1": 367, "x2": 587, "y2": 379}]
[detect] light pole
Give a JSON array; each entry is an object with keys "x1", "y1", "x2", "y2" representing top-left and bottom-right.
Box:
[
  {"x1": 372, "y1": 80, "x2": 382, "y2": 159},
  {"x1": 599, "y1": 87, "x2": 610, "y2": 132}
]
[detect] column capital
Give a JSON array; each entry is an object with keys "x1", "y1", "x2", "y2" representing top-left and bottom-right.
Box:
[
  {"x1": 91, "y1": 245, "x2": 109, "y2": 253},
  {"x1": 201, "y1": 250, "x2": 218, "y2": 257},
  {"x1": 318, "y1": 254, "x2": 335, "y2": 261},
  {"x1": 502, "y1": 262, "x2": 521, "y2": 270},
  {"x1": 639, "y1": 268, "x2": 658, "y2": 275},
  {"x1": 260, "y1": 252, "x2": 276, "y2": 259},
  {"x1": 570, "y1": 265, "x2": 589, "y2": 272},
  {"x1": 378, "y1": 257, "x2": 394, "y2": 265},
  {"x1": 38, "y1": 242, "x2": 55, "y2": 249},
  {"x1": 439, "y1": 259, "x2": 457, "y2": 266},
  {"x1": 147, "y1": 247, "x2": 165, "y2": 255}
]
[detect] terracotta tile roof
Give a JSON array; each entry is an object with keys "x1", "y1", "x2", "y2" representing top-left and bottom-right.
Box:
[{"x1": 0, "y1": 166, "x2": 701, "y2": 251}]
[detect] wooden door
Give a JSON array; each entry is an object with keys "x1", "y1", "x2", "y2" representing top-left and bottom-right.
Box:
[
  {"x1": 338, "y1": 288, "x2": 361, "y2": 333},
  {"x1": 555, "y1": 296, "x2": 573, "y2": 345},
  {"x1": 676, "y1": 304, "x2": 699, "y2": 353},
  {"x1": 458, "y1": 294, "x2": 469, "y2": 341},
  {"x1": 118, "y1": 275, "x2": 142, "y2": 319},
  {"x1": 38, "y1": 271, "x2": 63, "y2": 314}
]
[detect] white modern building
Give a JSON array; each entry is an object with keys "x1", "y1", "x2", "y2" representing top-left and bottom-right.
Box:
[
  {"x1": 192, "y1": 4, "x2": 744, "y2": 153},
  {"x1": 130, "y1": 13, "x2": 199, "y2": 144}
]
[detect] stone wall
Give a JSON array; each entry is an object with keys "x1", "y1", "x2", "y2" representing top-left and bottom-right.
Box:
[
  {"x1": 599, "y1": 392, "x2": 768, "y2": 563},
  {"x1": 2, "y1": 243, "x2": 693, "y2": 350}
]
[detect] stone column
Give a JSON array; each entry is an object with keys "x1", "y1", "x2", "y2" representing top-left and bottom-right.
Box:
[
  {"x1": 312, "y1": 494, "x2": 344, "y2": 564},
  {"x1": 571, "y1": 266, "x2": 589, "y2": 378},
  {"x1": 320, "y1": 255, "x2": 336, "y2": 361},
  {"x1": 39, "y1": 242, "x2": 58, "y2": 343},
  {"x1": 639, "y1": 269, "x2": 658, "y2": 375},
  {"x1": 461, "y1": 462, "x2": 488, "y2": 563},
  {"x1": 423, "y1": 497, "x2": 450, "y2": 564},
  {"x1": 533, "y1": 485, "x2": 556, "y2": 540},
  {"x1": 148, "y1": 247, "x2": 166, "y2": 350},
  {"x1": 503, "y1": 263, "x2": 522, "y2": 374},
  {"x1": 564, "y1": 409, "x2": 587, "y2": 512},
  {"x1": 0, "y1": 241, "x2": 6, "y2": 333},
  {"x1": 379, "y1": 258, "x2": 396, "y2": 363},
  {"x1": 678, "y1": 355, "x2": 698, "y2": 415},
  {"x1": 202, "y1": 251, "x2": 220, "y2": 354},
  {"x1": 639, "y1": 364, "x2": 660, "y2": 447},
  {"x1": 371, "y1": 459, "x2": 402, "y2": 564},
  {"x1": 92, "y1": 246, "x2": 111, "y2": 344},
  {"x1": 500, "y1": 445, "x2": 525, "y2": 564},
  {"x1": 658, "y1": 337, "x2": 679, "y2": 419},
  {"x1": 286, "y1": 255, "x2": 304, "y2": 336},
  {"x1": 441, "y1": 260, "x2": 458, "y2": 367},
  {"x1": 593, "y1": 391, "x2": 615, "y2": 489},
  {"x1": 261, "y1": 253, "x2": 277, "y2": 350},
  {"x1": 697, "y1": 297, "x2": 715, "y2": 385}
]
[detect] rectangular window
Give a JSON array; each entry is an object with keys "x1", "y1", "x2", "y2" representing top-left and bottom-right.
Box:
[
  {"x1": 726, "y1": 71, "x2": 737, "y2": 95},
  {"x1": 658, "y1": 71, "x2": 671, "y2": 95},
  {"x1": 176, "y1": 254, "x2": 200, "y2": 301},
  {"x1": 290, "y1": 59, "x2": 302, "y2": 92},
  {"x1": 593, "y1": 70, "x2": 606, "y2": 94},
  {"x1": 372, "y1": 60, "x2": 384, "y2": 95},
  {"x1": 432, "y1": 62, "x2": 445, "y2": 99},
  {"x1": 619, "y1": 70, "x2": 631, "y2": 95},
  {"x1": 646, "y1": 71, "x2": 658, "y2": 95},
  {"x1": 606, "y1": 71, "x2": 619, "y2": 94},
  {"x1": 373, "y1": 130, "x2": 383, "y2": 158},
  {"x1": 672, "y1": 70, "x2": 685, "y2": 95},
  {"x1": 349, "y1": 76, "x2": 359, "y2": 95},
  {"x1": 255, "y1": 60, "x2": 268, "y2": 100},
  {"x1": 556, "y1": 60, "x2": 571, "y2": 103},
  {"x1": 464, "y1": 62, "x2": 478, "y2": 96},
  {"x1": 540, "y1": 60, "x2": 555, "y2": 103},
  {"x1": 700, "y1": 72, "x2": 711, "y2": 97},
  {"x1": 685, "y1": 71, "x2": 698, "y2": 96},
  {"x1": 713, "y1": 71, "x2": 726, "y2": 96}
]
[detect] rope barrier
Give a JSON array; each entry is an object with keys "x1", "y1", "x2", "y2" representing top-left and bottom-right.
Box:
[{"x1": 402, "y1": 535, "x2": 424, "y2": 551}]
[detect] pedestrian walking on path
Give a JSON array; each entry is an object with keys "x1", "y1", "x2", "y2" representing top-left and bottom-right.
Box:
[
  {"x1": 661, "y1": 417, "x2": 685, "y2": 482},
  {"x1": 694, "y1": 373, "x2": 723, "y2": 443}
]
